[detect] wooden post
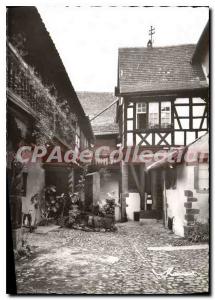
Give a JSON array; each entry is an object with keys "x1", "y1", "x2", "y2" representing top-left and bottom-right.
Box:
[
  {"x1": 162, "y1": 169, "x2": 168, "y2": 227},
  {"x1": 121, "y1": 161, "x2": 128, "y2": 221},
  {"x1": 140, "y1": 164, "x2": 145, "y2": 210},
  {"x1": 151, "y1": 170, "x2": 157, "y2": 210}
]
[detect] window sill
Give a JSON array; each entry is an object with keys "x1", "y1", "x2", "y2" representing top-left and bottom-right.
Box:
[{"x1": 134, "y1": 128, "x2": 173, "y2": 133}]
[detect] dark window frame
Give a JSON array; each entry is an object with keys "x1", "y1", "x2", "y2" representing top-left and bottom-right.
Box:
[{"x1": 136, "y1": 100, "x2": 172, "y2": 130}]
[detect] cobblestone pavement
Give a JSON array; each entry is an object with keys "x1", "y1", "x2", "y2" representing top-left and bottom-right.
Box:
[{"x1": 15, "y1": 221, "x2": 209, "y2": 294}]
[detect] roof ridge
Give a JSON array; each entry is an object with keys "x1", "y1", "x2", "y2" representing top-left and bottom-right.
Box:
[{"x1": 119, "y1": 44, "x2": 196, "y2": 51}]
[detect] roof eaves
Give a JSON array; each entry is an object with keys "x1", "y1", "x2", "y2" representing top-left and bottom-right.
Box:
[
  {"x1": 146, "y1": 132, "x2": 208, "y2": 171},
  {"x1": 192, "y1": 20, "x2": 209, "y2": 63}
]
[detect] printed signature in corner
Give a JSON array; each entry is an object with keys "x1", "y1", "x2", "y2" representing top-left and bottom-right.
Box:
[{"x1": 152, "y1": 267, "x2": 197, "y2": 279}]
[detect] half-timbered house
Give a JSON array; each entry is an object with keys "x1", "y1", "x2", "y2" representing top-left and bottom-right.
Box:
[
  {"x1": 146, "y1": 21, "x2": 209, "y2": 237},
  {"x1": 78, "y1": 92, "x2": 121, "y2": 221},
  {"x1": 115, "y1": 24, "x2": 209, "y2": 223}
]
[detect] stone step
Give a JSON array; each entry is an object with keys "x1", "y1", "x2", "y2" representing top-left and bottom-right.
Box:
[
  {"x1": 35, "y1": 225, "x2": 61, "y2": 234},
  {"x1": 139, "y1": 218, "x2": 157, "y2": 225},
  {"x1": 139, "y1": 210, "x2": 161, "y2": 219}
]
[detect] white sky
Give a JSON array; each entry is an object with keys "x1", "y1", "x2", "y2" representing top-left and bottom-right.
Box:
[{"x1": 38, "y1": 6, "x2": 209, "y2": 92}]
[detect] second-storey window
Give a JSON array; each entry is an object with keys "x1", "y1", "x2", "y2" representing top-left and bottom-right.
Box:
[
  {"x1": 136, "y1": 103, "x2": 147, "y2": 129},
  {"x1": 136, "y1": 101, "x2": 171, "y2": 129},
  {"x1": 161, "y1": 102, "x2": 171, "y2": 128},
  {"x1": 148, "y1": 102, "x2": 159, "y2": 128}
]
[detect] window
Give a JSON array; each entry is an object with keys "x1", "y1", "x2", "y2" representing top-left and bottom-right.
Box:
[
  {"x1": 161, "y1": 102, "x2": 171, "y2": 128},
  {"x1": 136, "y1": 101, "x2": 172, "y2": 129},
  {"x1": 194, "y1": 164, "x2": 209, "y2": 192},
  {"x1": 137, "y1": 103, "x2": 147, "y2": 113},
  {"x1": 149, "y1": 103, "x2": 159, "y2": 128},
  {"x1": 136, "y1": 103, "x2": 147, "y2": 129}
]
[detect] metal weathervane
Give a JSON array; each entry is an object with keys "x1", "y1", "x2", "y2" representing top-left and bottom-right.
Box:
[{"x1": 149, "y1": 26, "x2": 155, "y2": 45}]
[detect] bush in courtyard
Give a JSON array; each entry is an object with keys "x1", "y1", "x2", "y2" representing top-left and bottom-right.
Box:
[{"x1": 188, "y1": 222, "x2": 209, "y2": 243}]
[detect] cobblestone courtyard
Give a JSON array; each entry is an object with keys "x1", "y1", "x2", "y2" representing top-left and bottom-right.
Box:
[{"x1": 15, "y1": 222, "x2": 209, "y2": 294}]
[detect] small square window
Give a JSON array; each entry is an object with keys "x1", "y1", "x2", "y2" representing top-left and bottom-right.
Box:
[{"x1": 137, "y1": 103, "x2": 147, "y2": 113}]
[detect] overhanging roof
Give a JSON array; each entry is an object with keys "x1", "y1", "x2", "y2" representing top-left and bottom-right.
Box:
[
  {"x1": 117, "y1": 44, "x2": 208, "y2": 95},
  {"x1": 7, "y1": 6, "x2": 94, "y2": 142}
]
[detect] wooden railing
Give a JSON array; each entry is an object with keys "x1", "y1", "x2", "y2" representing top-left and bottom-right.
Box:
[{"x1": 7, "y1": 42, "x2": 77, "y2": 146}]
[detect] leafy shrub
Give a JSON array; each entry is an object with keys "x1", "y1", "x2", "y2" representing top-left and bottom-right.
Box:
[{"x1": 188, "y1": 222, "x2": 209, "y2": 243}]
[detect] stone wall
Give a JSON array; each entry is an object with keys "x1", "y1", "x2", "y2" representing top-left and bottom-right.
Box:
[{"x1": 166, "y1": 163, "x2": 209, "y2": 237}]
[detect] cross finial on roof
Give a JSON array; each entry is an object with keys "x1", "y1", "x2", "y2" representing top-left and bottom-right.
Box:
[{"x1": 148, "y1": 25, "x2": 155, "y2": 47}]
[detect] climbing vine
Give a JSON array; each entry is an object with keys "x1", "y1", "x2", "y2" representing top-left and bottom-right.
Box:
[{"x1": 8, "y1": 40, "x2": 77, "y2": 147}]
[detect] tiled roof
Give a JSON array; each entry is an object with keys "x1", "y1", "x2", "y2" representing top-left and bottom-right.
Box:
[
  {"x1": 77, "y1": 92, "x2": 119, "y2": 136},
  {"x1": 118, "y1": 44, "x2": 208, "y2": 94}
]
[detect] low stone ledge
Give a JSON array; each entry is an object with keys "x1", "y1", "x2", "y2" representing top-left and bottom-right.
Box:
[{"x1": 139, "y1": 218, "x2": 157, "y2": 225}]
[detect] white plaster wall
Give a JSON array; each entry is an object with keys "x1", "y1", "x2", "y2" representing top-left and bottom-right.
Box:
[
  {"x1": 166, "y1": 165, "x2": 191, "y2": 236},
  {"x1": 22, "y1": 161, "x2": 45, "y2": 222},
  {"x1": 126, "y1": 193, "x2": 140, "y2": 221},
  {"x1": 166, "y1": 164, "x2": 209, "y2": 237}
]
